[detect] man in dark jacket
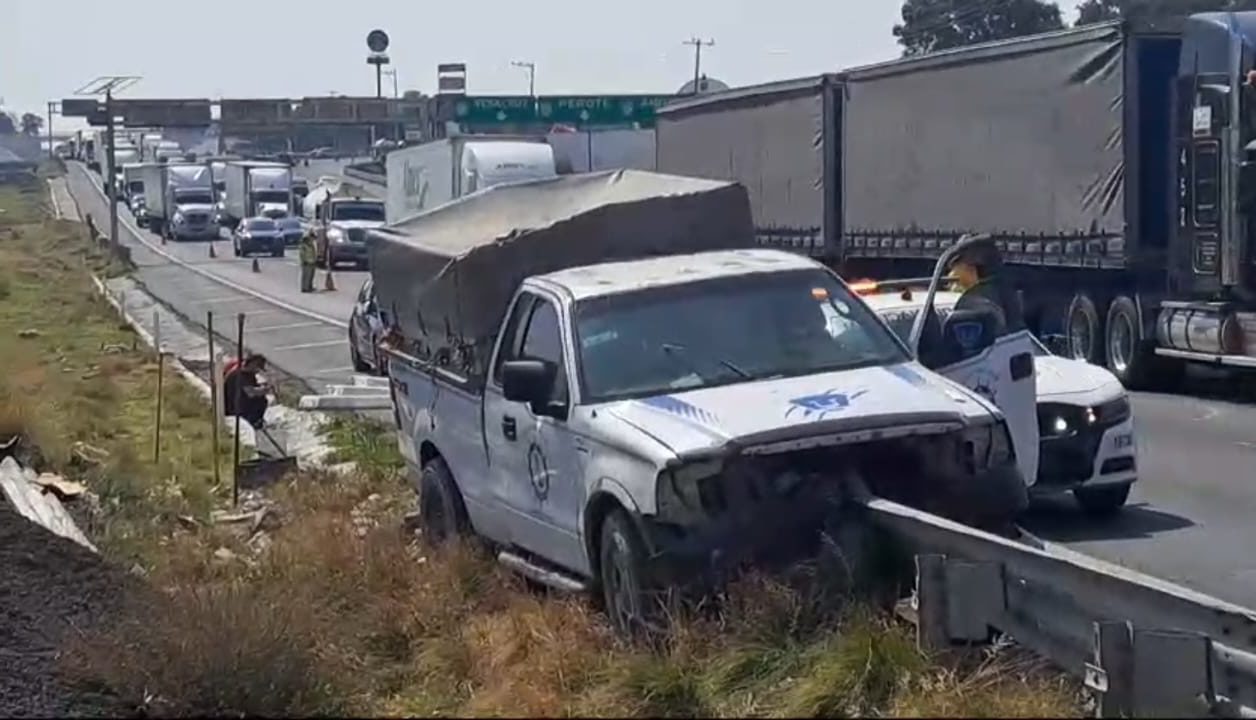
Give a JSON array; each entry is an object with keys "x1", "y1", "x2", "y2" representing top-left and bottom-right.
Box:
[
  {"x1": 948, "y1": 237, "x2": 1023, "y2": 335},
  {"x1": 223, "y1": 353, "x2": 270, "y2": 429}
]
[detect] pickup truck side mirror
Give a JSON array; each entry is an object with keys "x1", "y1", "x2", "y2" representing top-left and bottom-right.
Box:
[
  {"x1": 1240, "y1": 158, "x2": 1256, "y2": 214},
  {"x1": 939, "y1": 307, "x2": 1000, "y2": 365},
  {"x1": 502, "y1": 359, "x2": 565, "y2": 419}
]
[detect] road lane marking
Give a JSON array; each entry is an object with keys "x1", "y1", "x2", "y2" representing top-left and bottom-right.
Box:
[
  {"x1": 192, "y1": 295, "x2": 259, "y2": 305},
  {"x1": 73, "y1": 165, "x2": 348, "y2": 329},
  {"x1": 309, "y1": 366, "x2": 356, "y2": 376},
  {"x1": 1237, "y1": 441, "x2": 1256, "y2": 450},
  {"x1": 249, "y1": 321, "x2": 326, "y2": 333},
  {"x1": 272, "y1": 339, "x2": 346, "y2": 352}
]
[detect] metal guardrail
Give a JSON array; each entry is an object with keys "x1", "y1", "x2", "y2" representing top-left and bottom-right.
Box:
[{"x1": 862, "y1": 495, "x2": 1256, "y2": 718}]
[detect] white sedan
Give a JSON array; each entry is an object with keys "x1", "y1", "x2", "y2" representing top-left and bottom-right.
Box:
[{"x1": 858, "y1": 284, "x2": 1138, "y2": 514}]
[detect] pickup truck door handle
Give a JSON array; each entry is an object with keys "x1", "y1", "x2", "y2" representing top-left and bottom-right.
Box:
[{"x1": 501, "y1": 415, "x2": 517, "y2": 441}]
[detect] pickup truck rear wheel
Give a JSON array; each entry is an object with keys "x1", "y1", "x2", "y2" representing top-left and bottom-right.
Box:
[
  {"x1": 598, "y1": 509, "x2": 658, "y2": 639},
  {"x1": 418, "y1": 458, "x2": 469, "y2": 543}
]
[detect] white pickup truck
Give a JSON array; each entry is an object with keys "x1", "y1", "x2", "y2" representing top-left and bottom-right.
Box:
[{"x1": 371, "y1": 171, "x2": 1040, "y2": 634}]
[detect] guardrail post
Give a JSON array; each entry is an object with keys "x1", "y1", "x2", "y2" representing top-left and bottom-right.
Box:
[
  {"x1": 1089, "y1": 620, "x2": 1134, "y2": 718},
  {"x1": 916, "y1": 554, "x2": 949, "y2": 653}
]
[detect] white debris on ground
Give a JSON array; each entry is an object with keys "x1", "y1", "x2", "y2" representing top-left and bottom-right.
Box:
[
  {"x1": 94, "y1": 274, "x2": 339, "y2": 471},
  {"x1": 0, "y1": 457, "x2": 97, "y2": 553}
]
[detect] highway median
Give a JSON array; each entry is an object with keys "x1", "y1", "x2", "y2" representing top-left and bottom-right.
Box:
[{"x1": 0, "y1": 170, "x2": 1082, "y2": 717}]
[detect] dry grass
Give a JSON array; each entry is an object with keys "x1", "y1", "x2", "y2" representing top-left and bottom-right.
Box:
[
  {"x1": 0, "y1": 179, "x2": 1083, "y2": 717},
  {"x1": 61, "y1": 465, "x2": 1083, "y2": 718}
]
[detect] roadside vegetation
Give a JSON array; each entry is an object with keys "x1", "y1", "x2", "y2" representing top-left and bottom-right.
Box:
[{"x1": 1, "y1": 172, "x2": 1084, "y2": 717}]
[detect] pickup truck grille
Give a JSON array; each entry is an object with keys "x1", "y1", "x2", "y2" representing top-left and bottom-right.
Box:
[
  {"x1": 346, "y1": 227, "x2": 367, "y2": 244},
  {"x1": 183, "y1": 212, "x2": 209, "y2": 225}
]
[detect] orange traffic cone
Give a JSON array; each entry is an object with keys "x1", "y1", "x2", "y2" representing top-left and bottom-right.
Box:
[
  {"x1": 323, "y1": 268, "x2": 336, "y2": 291},
  {"x1": 251, "y1": 257, "x2": 260, "y2": 273}
]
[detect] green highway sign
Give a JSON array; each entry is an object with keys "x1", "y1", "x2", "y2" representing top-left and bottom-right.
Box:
[
  {"x1": 453, "y1": 94, "x2": 678, "y2": 127},
  {"x1": 453, "y1": 96, "x2": 538, "y2": 124},
  {"x1": 539, "y1": 95, "x2": 675, "y2": 126}
]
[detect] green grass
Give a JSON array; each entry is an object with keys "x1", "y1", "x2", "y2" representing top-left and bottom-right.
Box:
[
  {"x1": 321, "y1": 415, "x2": 405, "y2": 483},
  {"x1": 0, "y1": 176, "x2": 233, "y2": 566}
]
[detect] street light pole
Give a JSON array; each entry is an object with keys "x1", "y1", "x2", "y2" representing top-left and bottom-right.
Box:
[
  {"x1": 511, "y1": 60, "x2": 536, "y2": 97},
  {"x1": 682, "y1": 37, "x2": 715, "y2": 94}
]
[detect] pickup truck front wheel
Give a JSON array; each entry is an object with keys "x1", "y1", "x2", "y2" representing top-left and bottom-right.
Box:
[
  {"x1": 599, "y1": 509, "x2": 659, "y2": 638},
  {"x1": 418, "y1": 458, "x2": 469, "y2": 543}
]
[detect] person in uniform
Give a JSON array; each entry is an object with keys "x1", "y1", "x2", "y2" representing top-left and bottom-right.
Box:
[
  {"x1": 948, "y1": 236, "x2": 1021, "y2": 335},
  {"x1": 298, "y1": 229, "x2": 318, "y2": 293}
]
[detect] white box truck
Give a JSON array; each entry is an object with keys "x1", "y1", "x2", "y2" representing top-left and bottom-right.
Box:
[
  {"x1": 138, "y1": 163, "x2": 216, "y2": 240},
  {"x1": 222, "y1": 161, "x2": 293, "y2": 228},
  {"x1": 384, "y1": 136, "x2": 556, "y2": 224}
]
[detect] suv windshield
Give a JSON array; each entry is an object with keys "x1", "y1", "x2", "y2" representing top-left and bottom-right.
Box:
[{"x1": 574, "y1": 269, "x2": 908, "y2": 403}]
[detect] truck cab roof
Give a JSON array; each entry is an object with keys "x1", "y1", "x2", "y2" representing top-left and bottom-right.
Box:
[{"x1": 532, "y1": 248, "x2": 823, "y2": 302}]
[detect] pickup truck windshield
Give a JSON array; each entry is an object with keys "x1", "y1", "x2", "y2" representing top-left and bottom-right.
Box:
[
  {"x1": 331, "y1": 202, "x2": 385, "y2": 221},
  {"x1": 574, "y1": 268, "x2": 908, "y2": 403}
]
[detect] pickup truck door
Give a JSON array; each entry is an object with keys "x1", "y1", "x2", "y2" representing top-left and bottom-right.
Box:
[
  {"x1": 483, "y1": 292, "x2": 586, "y2": 569},
  {"x1": 910, "y1": 236, "x2": 1040, "y2": 486}
]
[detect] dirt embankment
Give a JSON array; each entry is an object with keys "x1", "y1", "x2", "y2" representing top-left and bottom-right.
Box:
[{"x1": 0, "y1": 501, "x2": 135, "y2": 718}]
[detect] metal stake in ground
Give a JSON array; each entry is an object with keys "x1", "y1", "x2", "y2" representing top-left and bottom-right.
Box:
[
  {"x1": 207, "y1": 311, "x2": 220, "y2": 491},
  {"x1": 231, "y1": 312, "x2": 245, "y2": 506},
  {"x1": 154, "y1": 350, "x2": 165, "y2": 463}
]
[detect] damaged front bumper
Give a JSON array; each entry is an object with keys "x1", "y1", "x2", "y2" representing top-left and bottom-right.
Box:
[{"x1": 641, "y1": 423, "x2": 1028, "y2": 584}]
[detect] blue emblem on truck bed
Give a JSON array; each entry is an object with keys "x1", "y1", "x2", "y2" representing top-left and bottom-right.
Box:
[{"x1": 786, "y1": 389, "x2": 868, "y2": 420}]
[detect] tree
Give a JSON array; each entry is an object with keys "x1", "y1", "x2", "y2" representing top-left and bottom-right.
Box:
[
  {"x1": 894, "y1": 0, "x2": 1066, "y2": 56},
  {"x1": 0, "y1": 112, "x2": 14, "y2": 135},
  {"x1": 1076, "y1": 0, "x2": 1256, "y2": 27},
  {"x1": 19, "y1": 113, "x2": 43, "y2": 137}
]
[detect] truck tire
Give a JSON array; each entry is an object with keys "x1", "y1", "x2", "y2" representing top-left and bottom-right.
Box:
[
  {"x1": 1066, "y1": 292, "x2": 1103, "y2": 365},
  {"x1": 417, "y1": 458, "x2": 469, "y2": 543},
  {"x1": 1074, "y1": 482, "x2": 1131, "y2": 516},
  {"x1": 1105, "y1": 296, "x2": 1182, "y2": 391},
  {"x1": 598, "y1": 508, "x2": 660, "y2": 639},
  {"x1": 349, "y1": 327, "x2": 371, "y2": 373}
]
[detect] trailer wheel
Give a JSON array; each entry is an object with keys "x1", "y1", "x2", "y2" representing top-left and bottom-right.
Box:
[
  {"x1": 1066, "y1": 292, "x2": 1103, "y2": 365},
  {"x1": 1105, "y1": 296, "x2": 1182, "y2": 391}
]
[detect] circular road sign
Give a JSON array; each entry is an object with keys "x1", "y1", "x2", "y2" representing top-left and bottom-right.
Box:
[{"x1": 366, "y1": 29, "x2": 390, "y2": 53}]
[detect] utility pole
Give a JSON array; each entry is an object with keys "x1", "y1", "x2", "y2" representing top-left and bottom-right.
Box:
[
  {"x1": 74, "y1": 76, "x2": 140, "y2": 249},
  {"x1": 682, "y1": 37, "x2": 715, "y2": 94},
  {"x1": 46, "y1": 101, "x2": 55, "y2": 159}
]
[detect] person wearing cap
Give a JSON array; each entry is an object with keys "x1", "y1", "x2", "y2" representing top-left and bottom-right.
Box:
[
  {"x1": 948, "y1": 237, "x2": 1011, "y2": 335},
  {"x1": 298, "y1": 229, "x2": 318, "y2": 293}
]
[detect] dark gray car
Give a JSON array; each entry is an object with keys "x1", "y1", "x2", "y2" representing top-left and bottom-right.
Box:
[{"x1": 232, "y1": 217, "x2": 285, "y2": 258}]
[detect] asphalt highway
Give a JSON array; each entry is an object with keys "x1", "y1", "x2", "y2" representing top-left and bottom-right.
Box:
[{"x1": 62, "y1": 162, "x2": 1256, "y2": 607}]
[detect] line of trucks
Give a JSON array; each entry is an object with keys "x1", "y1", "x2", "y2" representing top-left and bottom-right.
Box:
[
  {"x1": 91, "y1": 149, "x2": 387, "y2": 262},
  {"x1": 648, "y1": 13, "x2": 1256, "y2": 388}
]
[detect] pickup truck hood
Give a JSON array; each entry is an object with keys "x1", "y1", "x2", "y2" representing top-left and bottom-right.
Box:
[{"x1": 602, "y1": 361, "x2": 998, "y2": 459}]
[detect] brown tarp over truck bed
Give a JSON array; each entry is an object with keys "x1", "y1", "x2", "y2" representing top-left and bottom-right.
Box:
[{"x1": 367, "y1": 169, "x2": 755, "y2": 386}]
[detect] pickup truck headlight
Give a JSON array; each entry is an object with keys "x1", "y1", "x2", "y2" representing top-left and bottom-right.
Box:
[
  {"x1": 656, "y1": 459, "x2": 723, "y2": 525},
  {"x1": 962, "y1": 421, "x2": 1013, "y2": 471},
  {"x1": 327, "y1": 228, "x2": 346, "y2": 244}
]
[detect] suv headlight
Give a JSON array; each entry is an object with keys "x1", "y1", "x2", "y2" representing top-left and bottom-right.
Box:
[{"x1": 1037, "y1": 395, "x2": 1130, "y2": 439}]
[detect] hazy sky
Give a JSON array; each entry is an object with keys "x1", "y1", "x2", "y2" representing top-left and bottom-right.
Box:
[{"x1": 4, "y1": 0, "x2": 907, "y2": 126}]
